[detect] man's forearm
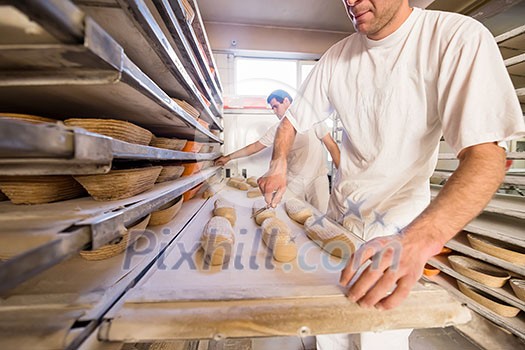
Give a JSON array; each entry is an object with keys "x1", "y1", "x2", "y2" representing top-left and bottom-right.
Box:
[
  {"x1": 404, "y1": 142, "x2": 506, "y2": 254},
  {"x1": 270, "y1": 117, "x2": 296, "y2": 166},
  {"x1": 227, "y1": 142, "x2": 266, "y2": 161}
]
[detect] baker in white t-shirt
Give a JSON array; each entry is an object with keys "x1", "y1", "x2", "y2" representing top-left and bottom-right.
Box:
[
  {"x1": 215, "y1": 89, "x2": 340, "y2": 212},
  {"x1": 259, "y1": 1, "x2": 525, "y2": 346}
]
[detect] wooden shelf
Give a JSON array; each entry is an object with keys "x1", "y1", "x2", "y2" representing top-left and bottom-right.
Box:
[
  {"x1": 0, "y1": 119, "x2": 220, "y2": 176},
  {"x1": 0, "y1": 17, "x2": 220, "y2": 142},
  {"x1": 0, "y1": 167, "x2": 220, "y2": 294},
  {"x1": 73, "y1": 0, "x2": 223, "y2": 130},
  {"x1": 445, "y1": 232, "x2": 525, "y2": 276},
  {"x1": 0, "y1": 196, "x2": 209, "y2": 350},
  {"x1": 431, "y1": 185, "x2": 525, "y2": 220},
  {"x1": 427, "y1": 255, "x2": 525, "y2": 311},
  {"x1": 424, "y1": 273, "x2": 525, "y2": 340}
]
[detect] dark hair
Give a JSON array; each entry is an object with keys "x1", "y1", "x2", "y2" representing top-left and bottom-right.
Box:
[{"x1": 266, "y1": 89, "x2": 293, "y2": 104}]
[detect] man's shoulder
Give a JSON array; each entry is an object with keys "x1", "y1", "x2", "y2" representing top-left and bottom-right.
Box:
[{"x1": 419, "y1": 8, "x2": 487, "y2": 35}]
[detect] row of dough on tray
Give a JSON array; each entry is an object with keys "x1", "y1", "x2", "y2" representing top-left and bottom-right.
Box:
[{"x1": 200, "y1": 197, "x2": 356, "y2": 266}]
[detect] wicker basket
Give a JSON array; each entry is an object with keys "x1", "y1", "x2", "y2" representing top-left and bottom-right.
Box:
[
  {"x1": 80, "y1": 214, "x2": 151, "y2": 261},
  {"x1": 182, "y1": 162, "x2": 204, "y2": 177},
  {"x1": 184, "y1": 182, "x2": 204, "y2": 201},
  {"x1": 182, "y1": 141, "x2": 203, "y2": 153},
  {"x1": 173, "y1": 99, "x2": 200, "y2": 119},
  {"x1": 0, "y1": 175, "x2": 85, "y2": 204},
  {"x1": 448, "y1": 255, "x2": 510, "y2": 288},
  {"x1": 457, "y1": 280, "x2": 520, "y2": 317},
  {"x1": 150, "y1": 136, "x2": 187, "y2": 151},
  {"x1": 156, "y1": 165, "x2": 185, "y2": 183},
  {"x1": 510, "y1": 279, "x2": 525, "y2": 302},
  {"x1": 74, "y1": 166, "x2": 162, "y2": 201},
  {"x1": 149, "y1": 196, "x2": 184, "y2": 226},
  {"x1": 0, "y1": 113, "x2": 56, "y2": 124},
  {"x1": 467, "y1": 233, "x2": 525, "y2": 265},
  {"x1": 64, "y1": 118, "x2": 153, "y2": 145}
]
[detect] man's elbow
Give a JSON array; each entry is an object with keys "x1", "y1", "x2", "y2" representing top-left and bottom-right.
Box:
[{"x1": 459, "y1": 142, "x2": 507, "y2": 182}]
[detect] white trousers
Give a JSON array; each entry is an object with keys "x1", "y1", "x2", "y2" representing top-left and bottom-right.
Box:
[
  {"x1": 316, "y1": 329, "x2": 412, "y2": 350},
  {"x1": 287, "y1": 174, "x2": 330, "y2": 213}
]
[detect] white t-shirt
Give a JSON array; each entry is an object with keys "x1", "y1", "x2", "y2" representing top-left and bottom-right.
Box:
[
  {"x1": 285, "y1": 8, "x2": 525, "y2": 240},
  {"x1": 259, "y1": 120, "x2": 330, "y2": 180}
]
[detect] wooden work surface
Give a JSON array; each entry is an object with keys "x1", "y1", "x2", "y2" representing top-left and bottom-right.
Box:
[{"x1": 101, "y1": 188, "x2": 471, "y2": 341}]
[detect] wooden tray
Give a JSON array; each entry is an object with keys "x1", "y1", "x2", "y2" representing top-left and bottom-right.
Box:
[
  {"x1": 0, "y1": 112, "x2": 56, "y2": 124},
  {"x1": 149, "y1": 196, "x2": 184, "y2": 226},
  {"x1": 457, "y1": 280, "x2": 520, "y2": 318},
  {"x1": 156, "y1": 165, "x2": 184, "y2": 183},
  {"x1": 64, "y1": 118, "x2": 153, "y2": 145},
  {"x1": 0, "y1": 175, "x2": 85, "y2": 205},
  {"x1": 74, "y1": 167, "x2": 162, "y2": 201},
  {"x1": 80, "y1": 214, "x2": 151, "y2": 261},
  {"x1": 150, "y1": 136, "x2": 187, "y2": 151},
  {"x1": 448, "y1": 255, "x2": 511, "y2": 288},
  {"x1": 510, "y1": 279, "x2": 525, "y2": 302},
  {"x1": 467, "y1": 233, "x2": 525, "y2": 265}
]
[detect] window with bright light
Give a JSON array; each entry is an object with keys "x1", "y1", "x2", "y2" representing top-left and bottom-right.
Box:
[
  {"x1": 235, "y1": 58, "x2": 296, "y2": 96},
  {"x1": 300, "y1": 62, "x2": 316, "y2": 85},
  {"x1": 235, "y1": 57, "x2": 317, "y2": 96}
]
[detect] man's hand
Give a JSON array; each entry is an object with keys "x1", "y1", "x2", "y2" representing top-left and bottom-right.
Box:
[
  {"x1": 258, "y1": 158, "x2": 287, "y2": 207},
  {"x1": 339, "y1": 231, "x2": 441, "y2": 310},
  {"x1": 214, "y1": 155, "x2": 230, "y2": 166}
]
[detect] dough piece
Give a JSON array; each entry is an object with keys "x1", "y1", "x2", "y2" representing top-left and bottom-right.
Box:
[
  {"x1": 246, "y1": 176, "x2": 258, "y2": 187},
  {"x1": 227, "y1": 178, "x2": 250, "y2": 191},
  {"x1": 285, "y1": 198, "x2": 313, "y2": 224},
  {"x1": 252, "y1": 200, "x2": 276, "y2": 226},
  {"x1": 202, "y1": 187, "x2": 215, "y2": 199},
  {"x1": 213, "y1": 198, "x2": 236, "y2": 226},
  {"x1": 261, "y1": 217, "x2": 297, "y2": 262},
  {"x1": 230, "y1": 176, "x2": 246, "y2": 182},
  {"x1": 304, "y1": 215, "x2": 356, "y2": 258},
  {"x1": 247, "y1": 188, "x2": 262, "y2": 198},
  {"x1": 200, "y1": 216, "x2": 235, "y2": 265}
]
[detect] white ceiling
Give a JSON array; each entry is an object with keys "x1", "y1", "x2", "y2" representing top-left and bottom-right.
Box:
[{"x1": 198, "y1": 0, "x2": 435, "y2": 33}]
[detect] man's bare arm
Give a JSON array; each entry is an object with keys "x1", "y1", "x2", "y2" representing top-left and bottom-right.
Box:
[
  {"x1": 215, "y1": 141, "x2": 267, "y2": 166},
  {"x1": 258, "y1": 117, "x2": 297, "y2": 207},
  {"x1": 322, "y1": 134, "x2": 341, "y2": 169},
  {"x1": 340, "y1": 142, "x2": 506, "y2": 309}
]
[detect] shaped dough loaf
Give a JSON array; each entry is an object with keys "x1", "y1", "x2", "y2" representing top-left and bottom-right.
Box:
[
  {"x1": 227, "y1": 178, "x2": 250, "y2": 191},
  {"x1": 247, "y1": 188, "x2": 262, "y2": 198},
  {"x1": 304, "y1": 215, "x2": 356, "y2": 258},
  {"x1": 213, "y1": 198, "x2": 236, "y2": 226},
  {"x1": 200, "y1": 216, "x2": 235, "y2": 265},
  {"x1": 261, "y1": 217, "x2": 297, "y2": 262},
  {"x1": 285, "y1": 198, "x2": 313, "y2": 224},
  {"x1": 246, "y1": 176, "x2": 258, "y2": 187},
  {"x1": 252, "y1": 200, "x2": 276, "y2": 225}
]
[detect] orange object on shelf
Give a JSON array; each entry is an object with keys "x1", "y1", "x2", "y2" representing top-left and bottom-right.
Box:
[
  {"x1": 197, "y1": 118, "x2": 210, "y2": 130},
  {"x1": 423, "y1": 264, "x2": 440, "y2": 277},
  {"x1": 182, "y1": 162, "x2": 204, "y2": 176},
  {"x1": 183, "y1": 183, "x2": 204, "y2": 201},
  {"x1": 182, "y1": 141, "x2": 203, "y2": 153}
]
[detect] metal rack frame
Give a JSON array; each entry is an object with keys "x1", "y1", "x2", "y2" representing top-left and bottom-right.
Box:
[
  {"x1": 0, "y1": 120, "x2": 220, "y2": 175},
  {"x1": 0, "y1": 167, "x2": 220, "y2": 295},
  {"x1": 0, "y1": 5, "x2": 221, "y2": 142},
  {"x1": 73, "y1": 0, "x2": 223, "y2": 129}
]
